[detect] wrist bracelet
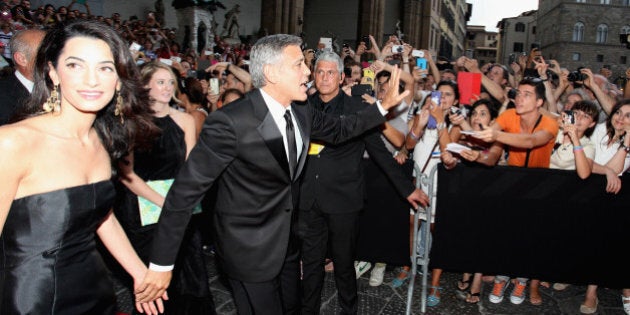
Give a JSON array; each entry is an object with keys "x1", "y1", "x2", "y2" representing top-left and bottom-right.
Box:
[
  {"x1": 436, "y1": 122, "x2": 446, "y2": 131},
  {"x1": 409, "y1": 129, "x2": 420, "y2": 141},
  {"x1": 573, "y1": 145, "x2": 583, "y2": 152}
]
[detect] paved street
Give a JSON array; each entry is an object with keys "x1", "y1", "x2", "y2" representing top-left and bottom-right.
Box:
[{"x1": 115, "y1": 252, "x2": 628, "y2": 314}]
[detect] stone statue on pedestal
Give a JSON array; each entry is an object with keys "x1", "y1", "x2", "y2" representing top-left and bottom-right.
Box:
[
  {"x1": 171, "y1": 0, "x2": 225, "y2": 53},
  {"x1": 221, "y1": 4, "x2": 241, "y2": 45}
]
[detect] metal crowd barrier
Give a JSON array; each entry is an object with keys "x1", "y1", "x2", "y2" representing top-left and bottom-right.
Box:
[{"x1": 405, "y1": 163, "x2": 438, "y2": 315}]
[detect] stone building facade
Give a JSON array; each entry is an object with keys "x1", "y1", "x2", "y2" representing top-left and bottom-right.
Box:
[
  {"x1": 497, "y1": 10, "x2": 537, "y2": 67},
  {"x1": 536, "y1": 0, "x2": 630, "y2": 80},
  {"x1": 30, "y1": 0, "x2": 472, "y2": 63},
  {"x1": 466, "y1": 25, "x2": 498, "y2": 66}
]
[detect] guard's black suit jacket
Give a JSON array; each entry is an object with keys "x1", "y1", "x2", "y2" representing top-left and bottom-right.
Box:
[
  {"x1": 0, "y1": 73, "x2": 29, "y2": 126},
  {"x1": 299, "y1": 91, "x2": 414, "y2": 213},
  {"x1": 150, "y1": 89, "x2": 386, "y2": 282}
]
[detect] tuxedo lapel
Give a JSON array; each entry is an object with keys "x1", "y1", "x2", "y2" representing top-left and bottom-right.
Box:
[
  {"x1": 292, "y1": 103, "x2": 310, "y2": 181},
  {"x1": 251, "y1": 90, "x2": 291, "y2": 179}
]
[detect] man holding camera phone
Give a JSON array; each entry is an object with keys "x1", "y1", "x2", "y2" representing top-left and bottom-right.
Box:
[{"x1": 299, "y1": 51, "x2": 427, "y2": 315}]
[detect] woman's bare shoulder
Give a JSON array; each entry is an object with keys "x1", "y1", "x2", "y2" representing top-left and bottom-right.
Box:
[{"x1": 0, "y1": 121, "x2": 42, "y2": 154}]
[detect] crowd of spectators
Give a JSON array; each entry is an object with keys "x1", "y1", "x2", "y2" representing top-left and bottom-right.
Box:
[
  {"x1": 304, "y1": 33, "x2": 630, "y2": 314},
  {"x1": 1, "y1": 1, "x2": 630, "y2": 313},
  {"x1": 0, "y1": 0, "x2": 252, "y2": 81}
]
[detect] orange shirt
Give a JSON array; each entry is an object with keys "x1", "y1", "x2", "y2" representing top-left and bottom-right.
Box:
[{"x1": 495, "y1": 109, "x2": 559, "y2": 168}]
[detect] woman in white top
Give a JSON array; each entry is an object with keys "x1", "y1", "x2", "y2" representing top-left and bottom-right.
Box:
[{"x1": 582, "y1": 99, "x2": 630, "y2": 314}]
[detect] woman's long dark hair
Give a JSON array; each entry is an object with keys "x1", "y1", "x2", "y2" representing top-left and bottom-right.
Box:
[
  {"x1": 605, "y1": 99, "x2": 630, "y2": 145},
  {"x1": 16, "y1": 20, "x2": 159, "y2": 163}
]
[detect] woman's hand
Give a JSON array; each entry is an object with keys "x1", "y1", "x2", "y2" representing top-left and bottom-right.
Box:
[
  {"x1": 448, "y1": 112, "x2": 466, "y2": 126},
  {"x1": 459, "y1": 149, "x2": 480, "y2": 162},
  {"x1": 604, "y1": 167, "x2": 622, "y2": 194},
  {"x1": 417, "y1": 108, "x2": 430, "y2": 129},
  {"x1": 394, "y1": 149, "x2": 408, "y2": 165},
  {"x1": 563, "y1": 123, "x2": 578, "y2": 143},
  {"x1": 440, "y1": 151, "x2": 458, "y2": 169}
]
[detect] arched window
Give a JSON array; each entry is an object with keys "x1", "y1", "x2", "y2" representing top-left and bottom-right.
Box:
[
  {"x1": 515, "y1": 22, "x2": 525, "y2": 32},
  {"x1": 600, "y1": 0, "x2": 610, "y2": 4},
  {"x1": 573, "y1": 22, "x2": 584, "y2": 42},
  {"x1": 596, "y1": 24, "x2": 608, "y2": 43}
]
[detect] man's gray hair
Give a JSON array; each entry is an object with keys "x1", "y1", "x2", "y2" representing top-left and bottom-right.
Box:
[
  {"x1": 250, "y1": 34, "x2": 302, "y2": 88},
  {"x1": 314, "y1": 51, "x2": 343, "y2": 74},
  {"x1": 10, "y1": 29, "x2": 45, "y2": 61}
]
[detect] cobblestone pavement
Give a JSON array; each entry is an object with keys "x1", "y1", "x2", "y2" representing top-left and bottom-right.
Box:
[{"x1": 115, "y1": 253, "x2": 628, "y2": 314}]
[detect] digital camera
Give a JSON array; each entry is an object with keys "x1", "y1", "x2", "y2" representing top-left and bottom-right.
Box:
[
  {"x1": 568, "y1": 67, "x2": 587, "y2": 82},
  {"x1": 392, "y1": 45, "x2": 404, "y2": 53},
  {"x1": 563, "y1": 110, "x2": 575, "y2": 124}
]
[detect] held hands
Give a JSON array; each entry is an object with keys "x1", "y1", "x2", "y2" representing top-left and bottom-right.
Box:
[
  {"x1": 407, "y1": 188, "x2": 429, "y2": 209},
  {"x1": 132, "y1": 270, "x2": 169, "y2": 315},
  {"x1": 378, "y1": 66, "x2": 410, "y2": 110},
  {"x1": 135, "y1": 270, "x2": 172, "y2": 305}
]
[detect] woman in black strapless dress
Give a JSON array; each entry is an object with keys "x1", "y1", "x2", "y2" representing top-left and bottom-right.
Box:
[
  {"x1": 113, "y1": 61, "x2": 215, "y2": 314},
  {"x1": 0, "y1": 21, "x2": 161, "y2": 315}
]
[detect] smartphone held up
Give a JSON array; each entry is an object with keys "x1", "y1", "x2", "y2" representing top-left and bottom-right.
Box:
[
  {"x1": 430, "y1": 91, "x2": 441, "y2": 106},
  {"x1": 209, "y1": 78, "x2": 220, "y2": 95}
]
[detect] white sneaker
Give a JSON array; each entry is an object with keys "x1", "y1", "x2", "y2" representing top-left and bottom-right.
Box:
[
  {"x1": 489, "y1": 278, "x2": 509, "y2": 304},
  {"x1": 354, "y1": 261, "x2": 371, "y2": 279},
  {"x1": 509, "y1": 280, "x2": 527, "y2": 305},
  {"x1": 369, "y1": 263, "x2": 386, "y2": 286},
  {"x1": 622, "y1": 295, "x2": 630, "y2": 315}
]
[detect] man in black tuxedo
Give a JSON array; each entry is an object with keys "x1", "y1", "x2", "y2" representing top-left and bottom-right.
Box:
[
  {"x1": 298, "y1": 52, "x2": 426, "y2": 315},
  {"x1": 136, "y1": 34, "x2": 426, "y2": 314},
  {"x1": 0, "y1": 28, "x2": 45, "y2": 126}
]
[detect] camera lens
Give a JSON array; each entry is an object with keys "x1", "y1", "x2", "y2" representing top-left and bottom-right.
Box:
[{"x1": 568, "y1": 71, "x2": 587, "y2": 82}]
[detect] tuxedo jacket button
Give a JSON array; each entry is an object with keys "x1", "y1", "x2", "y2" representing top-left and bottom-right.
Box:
[{"x1": 285, "y1": 208, "x2": 291, "y2": 212}]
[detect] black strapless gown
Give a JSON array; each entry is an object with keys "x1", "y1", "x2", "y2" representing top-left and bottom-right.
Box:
[
  {"x1": 1, "y1": 180, "x2": 116, "y2": 315},
  {"x1": 111, "y1": 115, "x2": 214, "y2": 314}
]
